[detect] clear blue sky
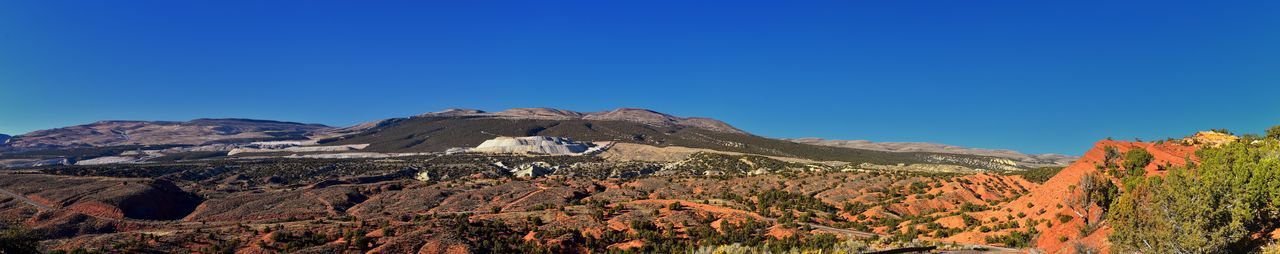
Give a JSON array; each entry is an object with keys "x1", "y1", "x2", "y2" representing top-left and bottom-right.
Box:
[{"x1": 2, "y1": 1, "x2": 1278, "y2": 155}]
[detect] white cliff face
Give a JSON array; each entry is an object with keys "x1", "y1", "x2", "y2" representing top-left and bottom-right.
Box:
[{"x1": 472, "y1": 136, "x2": 591, "y2": 155}]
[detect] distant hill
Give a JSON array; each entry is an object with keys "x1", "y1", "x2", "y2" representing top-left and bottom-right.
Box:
[
  {"x1": 0, "y1": 108, "x2": 1055, "y2": 171},
  {"x1": 0, "y1": 119, "x2": 330, "y2": 154},
  {"x1": 420, "y1": 107, "x2": 745, "y2": 134},
  {"x1": 308, "y1": 107, "x2": 744, "y2": 142},
  {"x1": 786, "y1": 138, "x2": 1077, "y2": 167},
  {"x1": 0, "y1": 133, "x2": 9, "y2": 144},
  {"x1": 319, "y1": 109, "x2": 1043, "y2": 170}
]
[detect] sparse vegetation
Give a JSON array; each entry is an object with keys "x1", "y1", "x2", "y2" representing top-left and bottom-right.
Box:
[
  {"x1": 1010, "y1": 166, "x2": 1065, "y2": 183},
  {"x1": 1117, "y1": 147, "x2": 1154, "y2": 178},
  {"x1": 1109, "y1": 138, "x2": 1280, "y2": 253},
  {"x1": 984, "y1": 228, "x2": 1038, "y2": 248},
  {"x1": 0, "y1": 225, "x2": 40, "y2": 254}
]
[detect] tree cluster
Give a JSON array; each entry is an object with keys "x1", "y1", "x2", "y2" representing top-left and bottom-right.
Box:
[{"x1": 1109, "y1": 127, "x2": 1280, "y2": 253}]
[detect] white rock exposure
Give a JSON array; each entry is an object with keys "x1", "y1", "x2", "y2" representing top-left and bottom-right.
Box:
[
  {"x1": 228, "y1": 144, "x2": 370, "y2": 155},
  {"x1": 472, "y1": 136, "x2": 591, "y2": 155},
  {"x1": 75, "y1": 156, "x2": 140, "y2": 166},
  {"x1": 0, "y1": 158, "x2": 68, "y2": 168},
  {"x1": 511, "y1": 161, "x2": 554, "y2": 178}
]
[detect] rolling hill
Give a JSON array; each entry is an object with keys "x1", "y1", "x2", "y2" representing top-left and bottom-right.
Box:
[{"x1": 0, "y1": 119, "x2": 330, "y2": 154}]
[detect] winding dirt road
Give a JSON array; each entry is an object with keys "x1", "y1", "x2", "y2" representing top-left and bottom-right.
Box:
[{"x1": 0, "y1": 188, "x2": 52, "y2": 211}]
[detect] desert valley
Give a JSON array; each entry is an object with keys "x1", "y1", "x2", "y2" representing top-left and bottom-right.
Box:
[{"x1": 1, "y1": 108, "x2": 1276, "y2": 254}]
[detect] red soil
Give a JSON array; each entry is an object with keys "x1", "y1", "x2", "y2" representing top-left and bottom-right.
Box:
[
  {"x1": 1001, "y1": 140, "x2": 1196, "y2": 253},
  {"x1": 65, "y1": 201, "x2": 124, "y2": 219}
]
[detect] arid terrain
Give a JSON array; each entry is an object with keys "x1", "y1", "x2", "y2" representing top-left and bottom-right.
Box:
[{"x1": 1, "y1": 108, "x2": 1276, "y2": 254}]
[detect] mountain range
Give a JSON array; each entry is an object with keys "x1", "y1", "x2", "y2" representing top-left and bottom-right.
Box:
[
  {"x1": 0, "y1": 119, "x2": 328, "y2": 154},
  {"x1": 2, "y1": 107, "x2": 1271, "y2": 254},
  {"x1": 0, "y1": 107, "x2": 1071, "y2": 171},
  {"x1": 787, "y1": 138, "x2": 1076, "y2": 167}
]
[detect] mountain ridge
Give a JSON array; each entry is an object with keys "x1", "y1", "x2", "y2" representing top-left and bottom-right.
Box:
[
  {"x1": 409, "y1": 107, "x2": 745, "y2": 134},
  {"x1": 787, "y1": 137, "x2": 1078, "y2": 167},
  {"x1": 0, "y1": 118, "x2": 331, "y2": 153},
  {"x1": 318, "y1": 111, "x2": 1052, "y2": 171},
  {"x1": 1, "y1": 107, "x2": 1056, "y2": 172}
]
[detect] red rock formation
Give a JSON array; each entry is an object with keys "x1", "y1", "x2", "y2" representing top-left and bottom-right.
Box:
[{"x1": 1004, "y1": 140, "x2": 1197, "y2": 253}]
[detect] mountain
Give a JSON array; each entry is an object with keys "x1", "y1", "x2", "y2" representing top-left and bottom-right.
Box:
[
  {"x1": 0, "y1": 107, "x2": 1054, "y2": 171},
  {"x1": 787, "y1": 138, "x2": 1078, "y2": 167},
  {"x1": 0, "y1": 133, "x2": 9, "y2": 144},
  {"x1": 406, "y1": 107, "x2": 745, "y2": 134},
  {"x1": 0, "y1": 119, "x2": 330, "y2": 154},
  {"x1": 582, "y1": 108, "x2": 744, "y2": 134},
  {"x1": 318, "y1": 108, "x2": 1046, "y2": 170},
  {"x1": 303, "y1": 107, "x2": 744, "y2": 151},
  {"x1": 494, "y1": 108, "x2": 585, "y2": 119}
]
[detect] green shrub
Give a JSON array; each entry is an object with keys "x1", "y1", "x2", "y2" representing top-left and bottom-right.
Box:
[
  {"x1": 1109, "y1": 140, "x2": 1280, "y2": 253},
  {"x1": 1011, "y1": 167, "x2": 1065, "y2": 183},
  {"x1": 1056, "y1": 213, "x2": 1074, "y2": 223},
  {"x1": 1121, "y1": 148, "x2": 1154, "y2": 177}
]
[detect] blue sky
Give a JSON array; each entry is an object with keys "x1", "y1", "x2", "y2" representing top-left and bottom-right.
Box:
[{"x1": 1, "y1": 1, "x2": 1278, "y2": 155}]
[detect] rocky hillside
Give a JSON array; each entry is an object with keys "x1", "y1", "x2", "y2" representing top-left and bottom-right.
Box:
[
  {"x1": 788, "y1": 138, "x2": 1077, "y2": 167},
  {"x1": 0, "y1": 119, "x2": 330, "y2": 154},
  {"x1": 971, "y1": 140, "x2": 1197, "y2": 253},
  {"x1": 0, "y1": 174, "x2": 203, "y2": 228},
  {"x1": 5, "y1": 158, "x2": 1035, "y2": 253}
]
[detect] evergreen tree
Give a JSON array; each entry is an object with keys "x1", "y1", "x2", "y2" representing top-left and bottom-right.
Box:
[
  {"x1": 1110, "y1": 139, "x2": 1280, "y2": 253},
  {"x1": 1121, "y1": 148, "x2": 1155, "y2": 177}
]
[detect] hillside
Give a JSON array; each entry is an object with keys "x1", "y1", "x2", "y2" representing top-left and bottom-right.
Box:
[
  {"x1": 2, "y1": 159, "x2": 1034, "y2": 253},
  {"x1": 990, "y1": 140, "x2": 1196, "y2": 253},
  {"x1": 319, "y1": 115, "x2": 1034, "y2": 170},
  {"x1": 419, "y1": 107, "x2": 747, "y2": 134},
  {"x1": 0, "y1": 119, "x2": 330, "y2": 154},
  {"x1": 788, "y1": 138, "x2": 1077, "y2": 167}
]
